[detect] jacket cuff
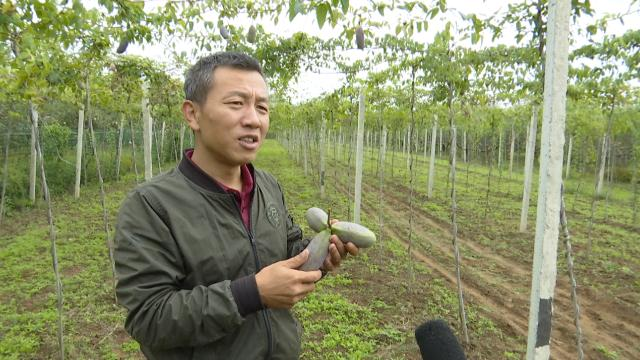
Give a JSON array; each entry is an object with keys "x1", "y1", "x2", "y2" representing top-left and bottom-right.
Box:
[{"x1": 230, "y1": 274, "x2": 264, "y2": 317}]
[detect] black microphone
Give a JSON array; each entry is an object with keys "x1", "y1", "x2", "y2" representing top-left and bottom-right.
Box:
[{"x1": 415, "y1": 319, "x2": 467, "y2": 360}]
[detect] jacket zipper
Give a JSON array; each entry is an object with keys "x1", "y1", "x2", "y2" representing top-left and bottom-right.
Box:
[{"x1": 231, "y1": 191, "x2": 273, "y2": 360}]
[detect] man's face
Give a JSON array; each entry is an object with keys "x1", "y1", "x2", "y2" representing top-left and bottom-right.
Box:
[{"x1": 185, "y1": 66, "x2": 269, "y2": 167}]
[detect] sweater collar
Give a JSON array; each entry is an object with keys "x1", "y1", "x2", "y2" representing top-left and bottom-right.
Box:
[{"x1": 178, "y1": 148, "x2": 255, "y2": 194}]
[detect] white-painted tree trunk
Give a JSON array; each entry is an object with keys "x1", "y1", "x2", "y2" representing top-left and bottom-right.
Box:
[
  {"x1": 130, "y1": 119, "x2": 140, "y2": 183},
  {"x1": 142, "y1": 83, "x2": 153, "y2": 180},
  {"x1": 423, "y1": 127, "x2": 428, "y2": 159},
  {"x1": 303, "y1": 127, "x2": 309, "y2": 176},
  {"x1": 520, "y1": 108, "x2": 539, "y2": 232},
  {"x1": 319, "y1": 114, "x2": 327, "y2": 199},
  {"x1": 463, "y1": 131, "x2": 467, "y2": 163},
  {"x1": 498, "y1": 130, "x2": 503, "y2": 169},
  {"x1": 29, "y1": 104, "x2": 38, "y2": 203},
  {"x1": 354, "y1": 88, "x2": 365, "y2": 224},
  {"x1": 406, "y1": 125, "x2": 412, "y2": 173},
  {"x1": 439, "y1": 128, "x2": 443, "y2": 156},
  {"x1": 74, "y1": 106, "x2": 85, "y2": 198},
  {"x1": 179, "y1": 124, "x2": 185, "y2": 156},
  {"x1": 379, "y1": 126, "x2": 387, "y2": 242},
  {"x1": 565, "y1": 136, "x2": 572, "y2": 179},
  {"x1": 525, "y1": 0, "x2": 570, "y2": 358},
  {"x1": 509, "y1": 125, "x2": 516, "y2": 176},
  {"x1": 428, "y1": 124, "x2": 438, "y2": 198},
  {"x1": 596, "y1": 135, "x2": 607, "y2": 196},
  {"x1": 160, "y1": 121, "x2": 166, "y2": 164},
  {"x1": 115, "y1": 114, "x2": 124, "y2": 181}
]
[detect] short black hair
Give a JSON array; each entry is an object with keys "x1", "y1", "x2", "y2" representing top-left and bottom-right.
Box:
[{"x1": 184, "y1": 52, "x2": 264, "y2": 104}]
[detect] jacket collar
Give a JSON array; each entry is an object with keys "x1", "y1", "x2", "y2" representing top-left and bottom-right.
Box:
[{"x1": 178, "y1": 149, "x2": 256, "y2": 194}]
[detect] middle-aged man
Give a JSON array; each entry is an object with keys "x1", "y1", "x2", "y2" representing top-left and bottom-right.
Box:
[{"x1": 114, "y1": 51, "x2": 359, "y2": 359}]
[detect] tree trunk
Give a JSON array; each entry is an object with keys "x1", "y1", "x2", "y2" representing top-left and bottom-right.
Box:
[
  {"x1": 509, "y1": 124, "x2": 516, "y2": 176},
  {"x1": 319, "y1": 114, "x2": 327, "y2": 199},
  {"x1": 565, "y1": 136, "x2": 572, "y2": 179},
  {"x1": 179, "y1": 124, "x2": 185, "y2": 156},
  {"x1": 498, "y1": 130, "x2": 503, "y2": 169},
  {"x1": 160, "y1": 121, "x2": 166, "y2": 165},
  {"x1": 520, "y1": 108, "x2": 538, "y2": 233},
  {"x1": 115, "y1": 114, "x2": 124, "y2": 181},
  {"x1": 596, "y1": 135, "x2": 607, "y2": 196},
  {"x1": 406, "y1": 126, "x2": 411, "y2": 175},
  {"x1": 153, "y1": 121, "x2": 162, "y2": 173},
  {"x1": 354, "y1": 88, "x2": 365, "y2": 223},
  {"x1": 379, "y1": 126, "x2": 387, "y2": 242},
  {"x1": 423, "y1": 127, "x2": 428, "y2": 160},
  {"x1": 0, "y1": 129, "x2": 11, "y2": 224},
  {"x1": 129, "y1": 118, "x2": 140, "y2": 183},
  {"x1": 303, "y1": 126, "x2": 309, "y2": 176},
  {"x1": 30, "y1": 102, "x2": 65, "y2": 359},
  {"x1": 29, "y1": 105, "x2": 38, "y2": 203},
  {"x1": 74, "y1": 106, "x2": 84, "y2": 198},
  {"x1": 142, "y1": 83, "x2": 153, "y2": 180},
  {"x1": 463, "y1": 130, "x2": 467, "y2": 163},
  {"x1": 428, "y1": 124, "x2": 437, "y2": 198}
]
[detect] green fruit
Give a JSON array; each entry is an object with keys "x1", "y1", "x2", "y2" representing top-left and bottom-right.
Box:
[
  {"x1": 247, "y1": 25, "x2": 256, "y2": 43},
  {"x1": 220, "y1": 26, "x2": 230, "y2": 40},
  {"x1": 300, "y1": 229, "x2": 331, "y2": 271},
  {"x1": 305, "y1": 207, "x2": 328, "y2": 232},
  {"x1": 116, "y1": 38, "x2": 129, "y2": 54},
  {"x1": 355, "y1": 26, "x2": 365, "y2": 50},
  {"x1": 331, "y1": 221, "x2": 376, "y2": 248}
]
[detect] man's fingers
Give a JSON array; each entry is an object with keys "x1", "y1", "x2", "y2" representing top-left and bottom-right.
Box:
[
  {"x1": 345, "y1": 242, "x2": 359, "y2": 256},
  {"x1": 330, "y1": 235, "x2": 346, "y2": 257},
  {"x1": 285, "y1": 249, "x2": 309, "y2": 268},
  {"x1": 297, "y1": 269, "x2": 322, "y2": 283}
]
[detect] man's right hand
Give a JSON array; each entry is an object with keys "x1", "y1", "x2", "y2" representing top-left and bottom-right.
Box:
[{"x1": 255, "y1": 250, "x2": 322, "y2": 309}]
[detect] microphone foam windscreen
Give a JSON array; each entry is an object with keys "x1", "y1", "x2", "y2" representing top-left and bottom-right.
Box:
[{"x1": 415, "y1": 319, "x2": 466, "y2": 360}]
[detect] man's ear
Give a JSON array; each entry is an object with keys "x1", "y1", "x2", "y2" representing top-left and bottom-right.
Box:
[{"x1": 182, "y1": 100, "x2": 200, "y2": 132}]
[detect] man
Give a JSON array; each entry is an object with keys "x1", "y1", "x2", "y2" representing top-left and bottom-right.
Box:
[{"x1": 114, "y1": 51, "x2": 358, "y2": 359}]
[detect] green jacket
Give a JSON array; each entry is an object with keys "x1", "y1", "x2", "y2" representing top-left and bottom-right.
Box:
[{"x1": 114, "y1": 155, "x2": 308, "y2": 359}]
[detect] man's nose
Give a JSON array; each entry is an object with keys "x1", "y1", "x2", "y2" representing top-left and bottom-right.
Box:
[{"x1": 242, "y1": 105, "x2": 261, "y2": 127}]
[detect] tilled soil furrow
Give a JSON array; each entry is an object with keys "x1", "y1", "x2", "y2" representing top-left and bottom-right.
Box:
[{"x1": 366, "y1": 177, "x2": 639, "y2": 359}]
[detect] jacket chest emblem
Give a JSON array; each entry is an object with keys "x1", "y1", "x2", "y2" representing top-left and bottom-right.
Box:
[{"x1": 266, "y1": 204, "x2": 281, "y2": 228}]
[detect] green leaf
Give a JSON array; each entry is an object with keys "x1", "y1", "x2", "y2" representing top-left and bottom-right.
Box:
[
  {"x1": 471, "y1": 32, "x2": 480, "y2": 44},
  {"x1": 289, "y1": 0, "x2": 299, "y2": 21},
  {"x1": 316, "y1": 3, "x2": 329, "y2": 29},
  {"x1": 341, "y1": 0, "x2": 349, "y2": 14},
  {"x1": 377, "y1": 4, "x2": 384, "y2": 16}
]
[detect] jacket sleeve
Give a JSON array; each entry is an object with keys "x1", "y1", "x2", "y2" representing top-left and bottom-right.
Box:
[
  {"x1": 114, "y1": 190, "x2": 246, "y2": 349},
  {"x1": 276, "y1": 182, "x2": 309, "y2": 258}
]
